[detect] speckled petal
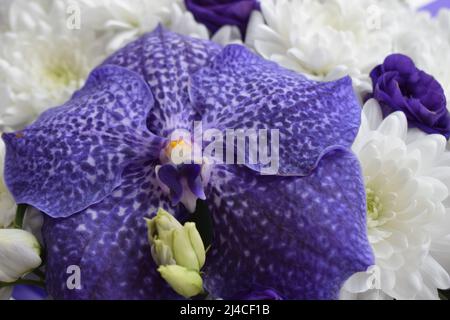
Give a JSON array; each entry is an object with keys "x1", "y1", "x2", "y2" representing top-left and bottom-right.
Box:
[
  {"x1": 102, "y1": 25, "x2": 222, "y2": 136},
  {"x1": 43, "y1": 161, "x2": 187, "y2": 299},
  {"x1": 203, "y1": 150, "x2": 374, "y2": 299},
  {"x1": 2, "y1": 65, "x2": 165, "y2": 218},
  {"x1": 189, "y1": 45, "x2": 361, "y2": 176}
]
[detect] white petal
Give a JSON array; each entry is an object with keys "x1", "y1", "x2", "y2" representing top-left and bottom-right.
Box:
[
  {"x1": 391, "y1": 270, "x2": 423, "y2": 299},
  {"x1": 0, "y1": 286, "x2": 13, "y2": 300},
  {"x1": 362, "y1": 99, "x2": 383, "y2": 131},
  {"x1": 0, "y1": 229, "x2": 41, "y2": 283},
  {"x1": 372, "y1": 240, "x2": 394, "y2": 259},
  {"x1": 342, "y1": 269, "x2": 374, "y2": 293},
  {"x1": 212, "y1": 26, "x2": 242, "y2": 46},
  {"x1": 377, "y1": 112, "x2": 407, "y2": 139},
  {"x1": 422, "y1": 256, "x2": 450, "y2": 289}
]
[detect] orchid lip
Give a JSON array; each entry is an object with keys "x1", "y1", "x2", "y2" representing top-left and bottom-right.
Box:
[{"x1": 156, "y1": 136, "x2": 210, "y2": 212}]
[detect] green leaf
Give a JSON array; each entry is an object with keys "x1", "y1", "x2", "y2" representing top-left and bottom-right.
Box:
[
  {"x1": 439, "y1": 289, "x2": 450, "y2": 300},
  {"x1": 13, "y1": 204, "x2": 27, "y2": 229}
]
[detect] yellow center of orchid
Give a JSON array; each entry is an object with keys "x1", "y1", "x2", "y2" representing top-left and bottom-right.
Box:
[{"x1": 164, "y1": 139, "x2": 192, "y2": 164}]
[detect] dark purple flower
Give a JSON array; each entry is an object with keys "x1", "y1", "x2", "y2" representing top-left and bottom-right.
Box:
[
  {"x1": 185, "y1": 0, "x2": 259, "y2": 37},
  {"x1": 2, "y1": 27, "x2": 373, "y2": 300},
  {"x1": 370, "y1": 53, "x2": 450, "y2": 139}
]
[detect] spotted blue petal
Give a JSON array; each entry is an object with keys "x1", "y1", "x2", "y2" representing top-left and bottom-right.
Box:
[
  {"x1": 43, "y1": 160, "x2": 186, "y2": 299},
  {"x1": 203, "y1": 151, "x2": 374, "y2": 299},
  {"x1": 189, "y1": 45, "x2": 361, "y2": 176},
  {"x1": 2, "y1": 65, "x2": 165, "y2": 218},
  {"x1": 102, "y1": 25, "x2": 222, "y2": 136}
]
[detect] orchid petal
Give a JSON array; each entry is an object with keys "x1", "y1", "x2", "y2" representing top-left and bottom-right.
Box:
[
  {"x1": 3, "y1": 65, "x2": 165, "y2": 218},
  {"x1": 203, "y1": 151, "x2": 373, "y2": 299},
  {"x1": 157, "y1": 164, "x2": 183, "y2": 204},
  {"x1": 180, "y1": 164, "x2": 205, "y2": 199},
  {"x1": 102, "y1": 25, "x2": 222, "y2": 136},
  {"x1": 43, "y1": 162, "x2": 186, "y2": 299},
  {"x1": 189, "y1": 45, "x2": 361, "y2": 176}
]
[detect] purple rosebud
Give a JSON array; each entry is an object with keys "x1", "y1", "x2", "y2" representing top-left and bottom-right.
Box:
[
  {"x1": 370, "y1": 53, "x2": 450, "y2": 139},
  {"x1": 185, "y1": 0, "x2": 259, "y2": 37}
]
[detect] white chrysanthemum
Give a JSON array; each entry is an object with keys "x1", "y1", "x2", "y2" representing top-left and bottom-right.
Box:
[
  {"x1": 0, "y1": 32, "x2": 103, "y2": 129},
  {"x1": 247, "y1": 0, "x2": 450, "y2": 100},
  {"x1": 0, "y1": 0, "x2": 106, "y2": 130},
  {"x1": 437, "y1": 9, "x2": 450, "y2": 40},
  {"x1": 389, "y1": 8, "x2": 450, "y2": 105},
  {"x1": 0, "y1": 0, "x2": 12, "y2": 31},
  {"x1": 341, "y1": 99, "x2": 450, "y2": 299},
  {"x1": 0, "y1": 0, "x2": 243, "y2": 130},
  {"x1": 246, "y1": 0, "x2": 402, "y2": 94},
  {"x1": 78, "y1": 0, "x2": 211, "y2": 52}
]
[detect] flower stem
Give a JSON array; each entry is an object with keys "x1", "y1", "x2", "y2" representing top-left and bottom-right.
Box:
[
  {"x1": 13, "y1": 204, "x2": 27, "y2": 229},
  {"x1": 32, "y1": 269, "x2": 46, "y2": 281}
]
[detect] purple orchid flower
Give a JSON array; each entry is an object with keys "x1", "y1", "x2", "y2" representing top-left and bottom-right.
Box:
[{"x1": 2, "y1": 27, "x2": 373, "y2": 299}]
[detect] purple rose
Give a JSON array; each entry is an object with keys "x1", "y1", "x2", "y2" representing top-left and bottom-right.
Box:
[
  {"x1": 185, "y1": 0, "x2": 259, "y2": 37},
  {"x1": 370, "y1": 53, "x2": 450, "y2": 139}
]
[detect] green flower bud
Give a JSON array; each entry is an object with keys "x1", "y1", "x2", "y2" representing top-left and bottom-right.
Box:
[
  {"x1": 158, "y1": 265, "x2": 203, "y2": 298},
  {"x1": 0, "y1": 229, "x2": 41, "y2": 283},
  {"x1": 151, "y1": 239, "x2": 175, "y2": 266},
  {"x1": 146, "y1": 208, "x2": 182, "y2": 243},
  {"x1": 184, "y1": 223, "x2": 206, "y2": 269},
  {"x1": 146, "y1": 208, "x2": 206, "y2": 272},
  {"x1": 172, "y1": 226, "x2": 200, "y2": 271}
]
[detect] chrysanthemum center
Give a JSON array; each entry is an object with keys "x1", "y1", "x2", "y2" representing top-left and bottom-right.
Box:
[
  {"x1": 366, "y1": 187, "x2": 383, "y2": 222},
  {"x1": 44, "y1": 63, "x2": 79, "y2": 87}
]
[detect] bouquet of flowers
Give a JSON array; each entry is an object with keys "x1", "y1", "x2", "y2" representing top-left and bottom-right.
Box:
[{"x1": 1, "y1": 0, "x2": 450, "y2": 301}]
